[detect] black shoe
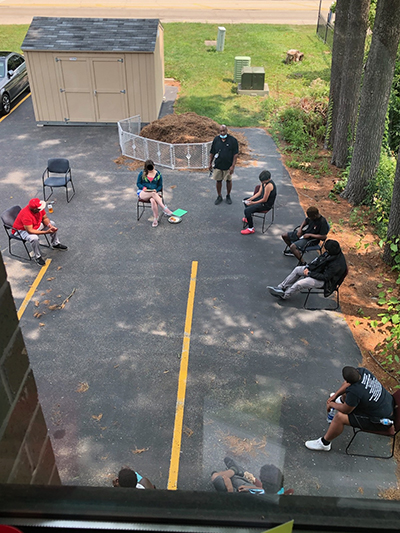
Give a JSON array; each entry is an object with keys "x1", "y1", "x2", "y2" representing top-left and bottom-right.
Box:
[
  {"x1": 283, "y1": 250, "x2": 294, "y2": 257},
  {"x1": 215, "y1": 195, "x2": 223, "y2": 205},
  {"x1": 268, "y1": 286, "x2": 285, "y2": 299},
  {"x1": 53, "y1": 243, "x2": 68, "y2": 250},
  {"x1": 224, "y1": 456, "x2": 244, "y2": 477},
  {"x1": 226, "y1": 195, "x2": 232, "y2": 205},
  {"x1": 35, "y1": 256, "x2": 45, "y2": 266}
]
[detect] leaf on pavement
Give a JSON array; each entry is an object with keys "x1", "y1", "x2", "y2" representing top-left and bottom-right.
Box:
[
  {"x1": 92, "y1": 414, "x2": 103, "y2": 421},
  {"x1": 131, "y1": 447, "x2": 149, "y2": 454},
  {"x1": 76, "y1": 382, "x2": 89, "y2": 393}
]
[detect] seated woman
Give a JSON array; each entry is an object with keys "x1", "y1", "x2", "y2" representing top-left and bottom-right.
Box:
[
  {"x1": 137, "y1": 160, "x2": 173, "y2": 227},
  {"x1": 241, "y1": 170, "x2": 277, "y2": 235}
]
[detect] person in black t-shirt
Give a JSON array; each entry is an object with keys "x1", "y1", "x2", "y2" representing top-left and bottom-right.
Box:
[
  {"x1": 209, "y1": 124, "x2": 239, "y2": 205},
  {"x1": 305, "y1": 366, "x2": 394, "y2": 452},
  {"x1": 281, "y1": 206, "x2": 329, "y2": 263}
]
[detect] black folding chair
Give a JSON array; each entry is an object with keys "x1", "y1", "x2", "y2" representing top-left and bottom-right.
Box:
[
  {"x1": 242, "y1": 185, "x2": 275, "y2": 233},
  {"x1": 303, "y1": 267, "x2": 348, "y2": 311},
  {"x1": 1, "y1": 205, "x2": 50, "y2": 261},
  {"x1": 42, "y1": 158, "x2": 75, "y2": 203},
  {"x1": 284, "y1": 223, "x2": 330, "y2": 265},
  {"x1": 346, "y1": 390, "x2": 400, "y2": 459}
]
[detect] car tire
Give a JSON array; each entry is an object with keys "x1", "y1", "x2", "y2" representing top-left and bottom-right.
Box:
[{"x1": 1, "y1": 92, "x2": 11, "y2": 115}]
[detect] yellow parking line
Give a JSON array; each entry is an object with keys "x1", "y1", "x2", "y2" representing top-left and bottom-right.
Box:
[
  {"x1": 168, "y1": 260, "x2": 198, "y2": 490},
  {"x1": 0, "y1": 92, "x2": 31, "y2": 124},
  {"x1": 17, "y1": 258, "x2": 51, "y2": 320}
]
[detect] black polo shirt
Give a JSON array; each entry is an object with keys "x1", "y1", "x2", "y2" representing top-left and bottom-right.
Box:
[{"x1": 210, "y1": 134, "x2": 239, "y2": 170}]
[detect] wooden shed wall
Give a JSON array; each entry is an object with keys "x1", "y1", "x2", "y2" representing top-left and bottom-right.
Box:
[{"x1": 25, "y1": 43, "x2": 164, "y2": 123}]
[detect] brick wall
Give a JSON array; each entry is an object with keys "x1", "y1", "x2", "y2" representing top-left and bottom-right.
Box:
[{"x1": 0, "y1": 251, "x2": 60, "y2": 484}]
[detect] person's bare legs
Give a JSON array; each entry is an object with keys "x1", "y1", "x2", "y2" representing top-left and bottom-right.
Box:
[
  {"x1": 139, "y1": 190, "x2": 173, "y2": 220},
  {"x1": 216, "y1": 181, "x2": 222, "y2": 197},
  {"x1": 282, "y1": 233, "x2": 291, "y2": 246},
  {"x1": 289, "y1": 243, "x2": 303, "y2": 261},
  {"x1": 226, "y1": 180, "x2": 232, "y2": 195},
  {"x1": 324, "y1": 412, "x2": 350, "y2": 441}
]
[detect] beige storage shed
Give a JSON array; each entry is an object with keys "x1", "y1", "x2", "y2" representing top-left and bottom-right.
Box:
[{"x1": 21, "y1": 17, "x2": 165, "y2": 125}]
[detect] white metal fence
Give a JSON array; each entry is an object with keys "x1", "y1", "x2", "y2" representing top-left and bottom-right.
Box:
[{"x1": 118, "y1": 115, "x2": 212, "y2": 170}]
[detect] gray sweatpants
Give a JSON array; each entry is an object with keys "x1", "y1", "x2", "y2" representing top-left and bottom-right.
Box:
[
  {"x1": 18, "y1": 221, "x2": 60, "y2": 259},
  {"x1": 279, "y1": 265, "x2": 324, "y2": 299}
]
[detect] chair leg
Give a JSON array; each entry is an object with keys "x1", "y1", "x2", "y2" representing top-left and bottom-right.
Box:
[
  {"x1": 9, "y1": 237, "x2": 33, "y2": 261},
  {"x1": 66, "y1": 178, "x2": 76, "y2": 203},
  {"x1": 346, "y1": 427, "x2": 395, "y2": 459},
  {"x1": 43, "y1": 185, "x2": 54, "y2": 202}
]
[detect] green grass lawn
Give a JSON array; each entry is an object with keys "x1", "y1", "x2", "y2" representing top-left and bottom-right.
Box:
[
  {"x1": 165, "y1": 23, "x2": 331, "y2": 126},
  {"x1": 1, "y1": 22, "x2": 331, "y2": 127}
]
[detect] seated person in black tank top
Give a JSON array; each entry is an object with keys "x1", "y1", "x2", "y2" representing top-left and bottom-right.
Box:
[{"x1": 241, "y1": 170, "x2": 277, "y2": 235}]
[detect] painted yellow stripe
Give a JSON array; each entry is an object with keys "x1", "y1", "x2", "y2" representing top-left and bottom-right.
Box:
[
  {"x1": 0, "y1": 93, "x2": 31, "y2": 124},
  {"x1": 17, "y1": 258, "x2": 51, "y2": 320},
  {"x1": 168, "y1": 260, "x2": 198, "y2": 490}
]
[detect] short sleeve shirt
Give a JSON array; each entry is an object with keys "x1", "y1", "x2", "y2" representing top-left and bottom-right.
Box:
[
  {"x1": 210, "y1": 134, "x2": 239, "y2": 170},
  {"x1": 345, "y1": 367, "x2": 394, "y2": 418},
  {"x1": 13, "y1": 205, "x2": 44, "y2": 232},
  {"x1": 302, "y1": 216, "x2": 329, "y2": 241}
]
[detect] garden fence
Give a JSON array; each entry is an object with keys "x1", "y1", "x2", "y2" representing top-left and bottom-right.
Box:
[{"x1": 118, "y1": 115, "x2": 212, "y2": 170}]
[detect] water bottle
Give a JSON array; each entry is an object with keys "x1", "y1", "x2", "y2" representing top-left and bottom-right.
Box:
[
  {"x1": 380, "y1": 418, "x2": 394, "y2": 426},
  {"x1": 327, "y1": 392, "x2": 336, "y2": 423},
  {"x1": 327, "y1": 408, "x2": 335, "y2": 423}
]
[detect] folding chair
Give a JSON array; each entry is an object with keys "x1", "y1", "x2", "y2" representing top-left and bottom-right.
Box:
[
  {"x1": 284, "y1": 223, "x2": 330, "y2": 265},
  {"x1": 137, "y1": 190, "x2": 164, "y2": 222},
  {"x1": 303, "y1": 267, "x2": 348, "y2": 311},
  {"x1": 242, "y1": 185, "x2": 275, "y2": 233},
  {"x1": 42, "y1": 158, "x2": 75, "y2": 203},
  {"x1": 1, "y1": 205, "x2": 50, "y2": 261},
  {"x1": 345, "y1": 390, "x2": 400, "y2": 459}
]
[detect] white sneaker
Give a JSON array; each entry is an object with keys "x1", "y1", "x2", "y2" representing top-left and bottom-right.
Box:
[{"x1": 305, "y1": 438, "x2": 331, "y2": 451}]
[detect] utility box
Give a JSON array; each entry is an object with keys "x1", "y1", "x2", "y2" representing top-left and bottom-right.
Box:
[
  {"x1": 216, "y1": 27, "x2": 226, "y2": 52},
  {"x1": 240, "y1": 66, "x2": 265, "y2": 90},
  {"x1": 234, "y1": 56, "x2": 251, "y2": 83}
]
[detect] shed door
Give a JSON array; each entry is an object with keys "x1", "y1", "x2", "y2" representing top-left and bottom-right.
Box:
[
  {"x1": 56, "y1": 56, "x2": 96, "y2": 122},
  {"x1": 91, "y1": 57, "x2": 128, "y2": 122}
]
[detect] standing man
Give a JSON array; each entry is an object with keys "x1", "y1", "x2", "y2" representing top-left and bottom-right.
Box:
[
  {"x1": 12, "y1": 198, "x2": 67, "y2": 266},
  {"x1": 209, "y1": 124, "x2": 239, "y2": 205}
]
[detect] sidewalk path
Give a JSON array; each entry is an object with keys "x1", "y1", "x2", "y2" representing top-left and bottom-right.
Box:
[{"x1": 0, "y1": 0, "x2": 333, "y2": 25}]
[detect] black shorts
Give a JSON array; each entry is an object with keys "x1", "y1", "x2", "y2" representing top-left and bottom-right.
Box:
[{"x1": 348, "y1": 412, "x2": 387, "y2": 431}]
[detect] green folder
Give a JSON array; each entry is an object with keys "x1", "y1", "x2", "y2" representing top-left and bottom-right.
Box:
[{"x1": 172, "y1": 209, "x2": 187, "y2": 217}]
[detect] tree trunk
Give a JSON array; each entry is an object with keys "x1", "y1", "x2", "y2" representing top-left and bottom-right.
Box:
[
  {"x1": 325, "y1": 0, "x2": 351, "y2": 150},
  {"x1": 343, "y1": 0, "x2": 400, "y2": 205},
  {"x1": 331, "y1": 0, "x2": 370, "y2": 167},
  {"x1": 384, "y1": 147, "x2": 400, "y2": 265}
]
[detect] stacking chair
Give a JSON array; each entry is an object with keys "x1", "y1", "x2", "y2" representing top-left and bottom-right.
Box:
[
  {"x1": 1, "y1": 205, "x2": 50, "y2": 261},
  {"x1": 284, "y1": 223, "x2": 330, "y2": 265},
  {"x1": 345, "y1": 390, "x2": 400, "y2": 459},
  {"x1": 42, "y1": 158, "x2": 75, "y2": 203},
  {"x1": 137, "y1": 190, "x2": 164, "y2": 222},
  {"x1": 303, "y1": 267, "x2": 348, "y2": 311},
  {"x1": 242, "y1": 185, "x2": 275, "y2": 233}
]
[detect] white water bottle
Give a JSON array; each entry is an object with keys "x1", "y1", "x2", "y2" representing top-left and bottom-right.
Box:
[{"x1": 380, "y1": 418, "x2": 393, "y2": 426}]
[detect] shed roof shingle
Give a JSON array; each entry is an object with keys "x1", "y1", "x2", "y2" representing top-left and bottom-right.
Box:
[{"x1": 21, "y1": 17, "x2": 160, "y2": 52}]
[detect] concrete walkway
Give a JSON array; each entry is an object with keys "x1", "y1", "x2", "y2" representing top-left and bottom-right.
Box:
[
  {"x1": 0, "y1": 97, "x2": 397, "y2": 497},
  {"x1": 0, "y1": 0, "x2": 333, "y2": 25}
]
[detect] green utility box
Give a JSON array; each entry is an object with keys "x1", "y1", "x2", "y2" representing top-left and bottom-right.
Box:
[
  {"x1": 234, "y1": 56, "x2": 251, "y2": 83},
  {"x1": 240, "y1": 67, "x2": 265, "y2": 90}
]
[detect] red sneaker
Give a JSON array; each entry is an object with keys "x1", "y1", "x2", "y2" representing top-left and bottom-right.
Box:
[{"x1": 241, "y1": 228, "x2": 255, "y2": 235}]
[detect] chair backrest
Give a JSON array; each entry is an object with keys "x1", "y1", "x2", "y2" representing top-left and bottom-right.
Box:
[
  {"x1": 253, "y1": 184, "x2": 261, "y2": 195},
  {"x1": 1, "y1": 205, "x2": 21, "y2": 229},
  {"x1": 47, "y1": 158, "x2": 70, "y2": 173},
  {"x1": 336, "y1": 266, "x2": 348, "y2": 289},
  {"x1": 392, "y1": 390, "x2": 400, "y2": 431}
]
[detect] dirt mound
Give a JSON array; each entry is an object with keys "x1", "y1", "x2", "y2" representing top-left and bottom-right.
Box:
[
  {"x1": 140, "y1": 112, "x2": 219, "y2": 144},
  {"x1": 139, "y1": 112, "x2": 249, "y2": 161}
]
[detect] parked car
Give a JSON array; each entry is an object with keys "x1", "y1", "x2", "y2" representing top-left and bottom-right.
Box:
[{"x1": 0, "y1": 51, "x2": 30, "y2": 115}]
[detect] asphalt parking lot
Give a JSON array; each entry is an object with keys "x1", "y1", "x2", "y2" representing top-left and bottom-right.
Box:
[{"x1": 1, "y1": 95, "x2": 397, "y2": 496}]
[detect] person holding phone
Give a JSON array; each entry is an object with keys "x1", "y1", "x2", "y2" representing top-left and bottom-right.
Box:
[{"x1": 137, "y1": 160, "x2": 173, "y2": 227}]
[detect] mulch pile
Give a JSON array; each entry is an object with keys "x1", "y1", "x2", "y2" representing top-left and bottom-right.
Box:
[{"x1": 114, "y1": 113, "x2": 250, "y2": 170}]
